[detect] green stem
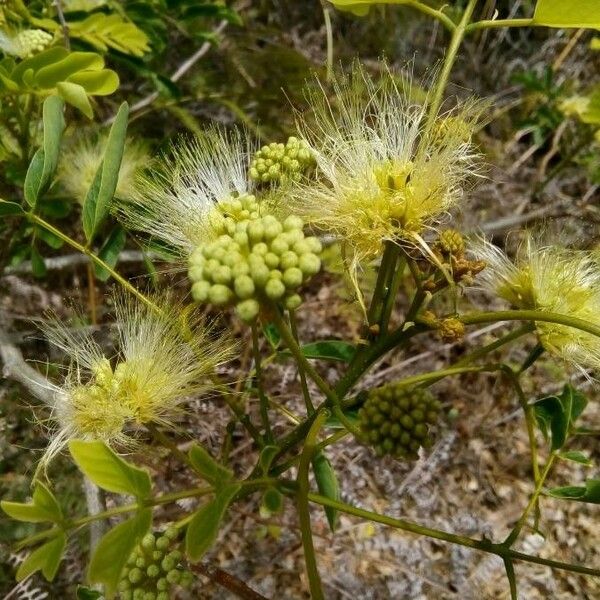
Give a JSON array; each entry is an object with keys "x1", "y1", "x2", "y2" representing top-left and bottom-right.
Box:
[
  {"x1": 380, "y1": 252, "x2": 405, "y2": 335},
  {"x1": 297, "y1": 412, "x2": 327, "y2": 600},
  {"x1": 344, "y1": 363, "x2": 500, "y2": 408},
  {"x1": 504, "y1": 454, "x2": 557, "y2": 547},
  {"x1": 307, "y1": 493, "x2": 600, "y2": 578},
  {"x1": 501, "y1": 367, "x2": 540, "y2": 485},
  {"x1": 27, "y1": 212, "x2": 160, "y2": 314},
  {"x1": 466, "y1": 18, "x2": 534, "y2": 33},
  {"x1": 251, "y1": 323, "x2": 273, "y2": 444},
  {"x1": 368, "y1": 241, "x2": 398, "y2": 329},
  {"x1": 451, "y1": 323, "x2": 535, "y2": 368},
  {"x1": 289, "y1": 309, "x2": 315, "y2": 414},
  {"x1": 461, "y1": 310, "x2": 600, "y2": 340},
  {"x1": 403, "y1": 0, "x2": 457, "y2": 32},
  {"x1": 425, "y1": 0, "x2": 478, "y2": 131},
  {"x1": 270, "y1": 306, "x2": 359, "y2": 435},
  {"x1": 322, "y1": 2, "x2": 334, "y2": 82}
]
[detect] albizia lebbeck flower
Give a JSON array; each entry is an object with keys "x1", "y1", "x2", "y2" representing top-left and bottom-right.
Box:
[
  {"x1": 38, "y1": 294, "x2": 233, "y2": 466},
  {"x1": 473, "y1": 235, "x2": 600, "y2": 374}
]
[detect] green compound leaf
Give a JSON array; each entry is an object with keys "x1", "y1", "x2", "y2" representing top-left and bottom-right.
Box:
[
  {"x1": 1, "y1": 482, "x2": 63, "y2": 523},
  {"x1": 68, "y1": 13, "x2": 151, "y2": 57},
  {"x1": 0, "y1": 199, "x2": 24, "y2": 215},
  {"x1": 533, "y1": 384, "x2": 588, "y2": 451},
  {"x1": 534, "y1": 0, "x2": 600, "y2": 28},
  {"x1": 16, "y1": 531, "x2": 66, "y2": 582},
  {"x1": 547, "y1": 479, "x2": 600, "y2": 504},
  {"x1": 69, "y1": 440, "x2": 151, "y2": 499},
  {"x1": 82, "y1": 102, "x2": 129, "y2": 242},
  {"x1": 94, "y1": 225, "x2": 126, "y2": 281},
  {"x1": 185, "y1": 483, "x2": 240, "y2": 561},
  {"x1": 312, "y1": 452, "x2": 340, "y2": 532},
  {"x1": 189, "y1": 443, "x2": 234, "y2": 487},
  {"x1": 5, "y1": 48, "x2": 118, "y2": 117},
  {"x1": 88, "y1": 508, "x2": 152, "y2": 598},
  {"x1": 557, "y1": 450, "x2": 593, "y2": 467}
]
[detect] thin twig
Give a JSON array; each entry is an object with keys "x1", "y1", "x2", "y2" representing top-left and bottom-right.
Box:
[
  {"x1": 190, "y1": 562, "x2": 269, "y2": 600},
  {"x1": 3, "y1": 250, "x2": 153, "y2": 276},
  {"x1": 53, "y1": 0, "x2": 70, "y2": 50}
]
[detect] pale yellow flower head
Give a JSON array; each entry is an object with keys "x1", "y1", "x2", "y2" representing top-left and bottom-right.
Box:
[
  {"x1": 474, "y1": 235, "x2": 600, "y2": 374},
  {"x1": 289, "y1": 63, "x2": 482, "y2": 268},
  {"x1": 117, "y1": 126, "x2": 257, "y2": 255},
  {"x1": 58, "y1": 134, "x2": 150, "y2": 204},
  {"x1": 39, "y1": 295, "x2": 233, "y2": 465}
]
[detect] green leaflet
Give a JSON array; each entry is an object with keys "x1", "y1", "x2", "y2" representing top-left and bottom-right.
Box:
[
  {"x1": 69, "y1": 440, "x2": 152, "y2": 500},
  {"x1": 1, "y1": 482, "x2": 63, "y2": 523},
  {"x1": 188, "y1": 443, "x2": 234, "y2": 486},
  {"x1": 185, "y1": 483, "x2": 240, "y2": 561},
  {"x1": 82, "y1": 102, "x2": 129, "y2": 241},
  {"x1": 313, "y1": 452, "x2": 340, "y2": 532},
  {"x1": 88, "y1": 509, "x2": 152, "y2": 598},
  {"x1": 534, "y1": 0, "x2": 600, "y2": 28},
  {"x1": 16, "y1": 532, "x2": 67, "y2": 582},
  {"x1": 24, "y1": 95, "x2": 65, "y2": 208}
]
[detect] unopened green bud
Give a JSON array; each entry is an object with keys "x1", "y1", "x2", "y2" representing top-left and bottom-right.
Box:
[
  {"x1": 270, "y1": 236, "x2": 289, "y2": 255},
  {"x1": 161, "y1": 556, "x2": 177, "y2": 572},
  {"x1": 141, "y1": 533, "x2": 156, "y2": 550},
  {"x1": 128, "y1": 568, "x2": 143, "y2": 584},
  {"x1": 264, "y1": 252, "x2": 279, "y2": 269},
  {"x1": 280, "y1": 251, "x2": 298, "y2": 270},
  {"x1": 283, "y1": 267, "x2": 303, "y2": 288},
  {"x1": 166, "y1": 569, "x2": 182, "y2": 584},
  {"x1": 265, "y1": 278, "x2": 286, "y2": 300},
  {"x1": 284, "y1": 215, "x2": 304, "y2": 231},
  {"x1": 156, "y1": 578, "x2": 168, "y2": 591},
  {"x1": 298, "y1": 253, "x2": 321, "y2": 276},
  {"x1": 285, "y1": 294, "x2": 302, "y2": 310},
  {"x1": 191, "y1": 281, "x2": 211, "y2": 302},
  {"x1": 147, "y1": 564, "x2": 160, "y2": 578},
  {"x1": 251, "y1": 264, "x2": 270, "y2": 287},
  {"x1": 236, "y1": 299, "x2": 260, "y2": 322},
  {"x1": 234, "y1": 275, "x2": 255, "y2": 299},
  {"x1": 209, "y1": 284, "x2": 234, "y2": 306}
]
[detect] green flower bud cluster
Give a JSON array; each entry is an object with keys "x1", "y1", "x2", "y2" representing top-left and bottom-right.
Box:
[
  {"x1": 249, "y1": 136, "x2": 314, "y2": 184},
  {"x1": 118, "y1": 527, "x2": 193, "y2": 600},
  {"x1": 189, "y1": 195, "x2": 322, "y2": 323},
  {"x1": 358, "y1": 384, "x2": 441, "y2": 460},
  {"x1": 15, "y1": 29, "x2": 53, "y2": 58}
]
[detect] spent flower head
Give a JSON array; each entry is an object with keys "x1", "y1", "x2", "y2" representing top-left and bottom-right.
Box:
[
  {"x1": 289, "y1": 62, "x2": 482, "y2": 271},
  {"x1": 58, "y1": 134, "x2": 150, "y2": 204},
  {"x1": 39, "y1": 294, "x2": 233, "y2": 465},
  {"x1": 474, "y1": 235, "x2": 600, "y2": 374},
  {"x1": 117, "y1": 126, "x2": 255, "y2": 255}
]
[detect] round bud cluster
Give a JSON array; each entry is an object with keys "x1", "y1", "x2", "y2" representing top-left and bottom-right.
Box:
[
  {"x1": 438, "y1": 317, "x2": 465, "y2": 342},
  {"x1": 188, "y1": 194, "x2": 322, "y2": 323},
  {"x1": 15, "y1": 29, "x2": 53, "y2": 58},
  {"x1": 358, "y1": 384, "x2": 441, "y2": 460},
  {"x1": 249, "y1": 136, "x2": 314, "y2": 184},
  {"x1": 436, "y1": 229, "x2": 465, "y2": 256},
  {"x1": 118, "y1": 527, "x2": 193, "y2": 600}
]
